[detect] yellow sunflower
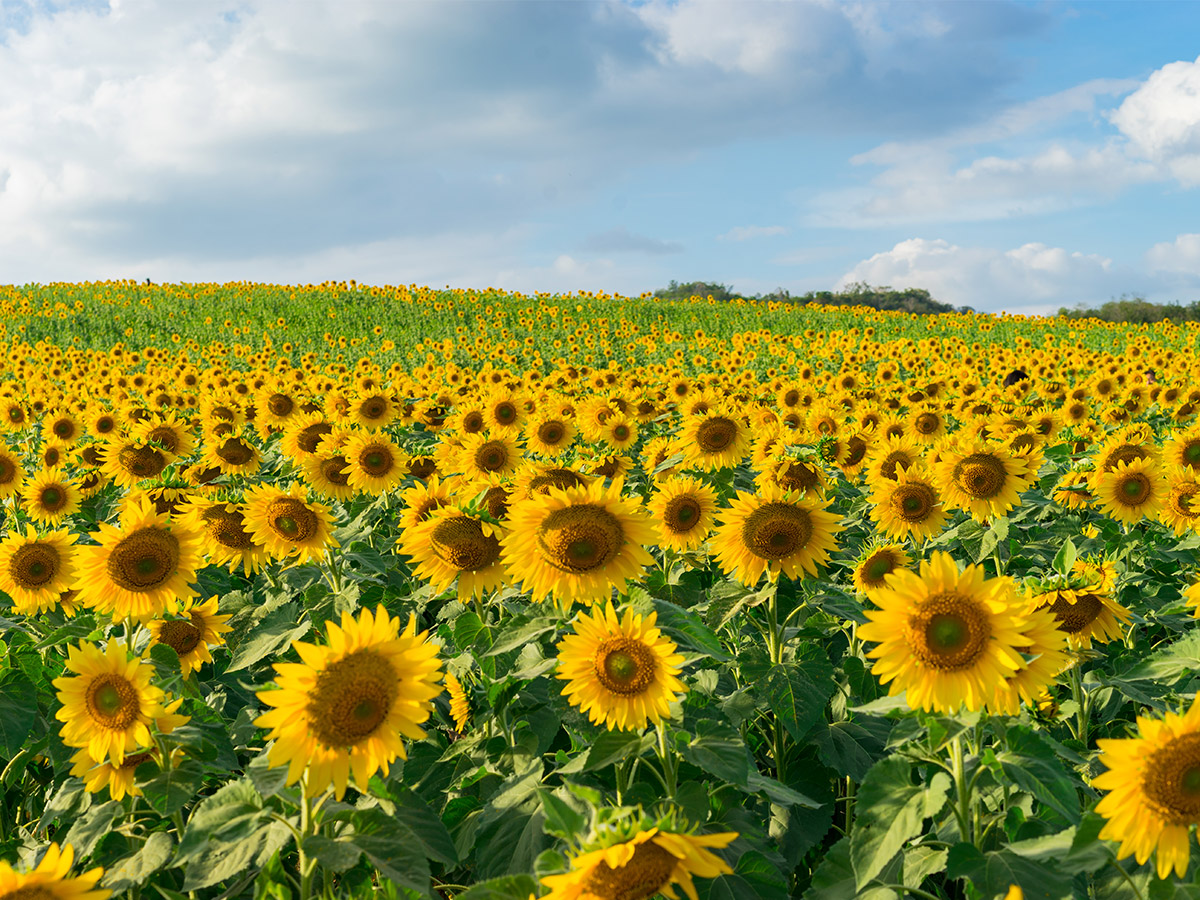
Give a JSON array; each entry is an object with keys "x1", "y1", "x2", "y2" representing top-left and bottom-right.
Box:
[
  {"x1": 711, "y1": 485, "x2": 843, "y2": 587},
  {"x1": 280, "y1": 411, "x2": 334, "y2": 463},
  {"x1": 302, "y1": 451, "x2": 357, "y2": 501},
  {"x1": 398, "y1": 508, "x2": 508, "y2": 600},
  {"x1": 1160, "y1": 467, "x2": 1200, "y2": 535},
  {"x1": 864, "y1": 433, "x2": 925, "y2": 483},
  {"x1": 199, "y1": 433, "x2": 261, "y2": 476},
  {"x1": 351, "y1": 391, "x2": 397, "y2": 430},
  {"x1": 852, "y1": 543, "x2": 911, "y2": 597},
  {"x1": 1093, "y1": 457, "x2": 1166, "y2": 525},
  {"x1": 1165, "y1": 427, "x2": 1200, "y2": 473},
  {"x1": 456, "y1": 431, "x2": 522, "y2": 484},
  {"x1": 0, "y1": 842, "x2": 109, "y2": 900},
  {"x1": 52, "y1": 638, "x2": 175, "y2": 766},
  {"x1": 556, "y1": 602, "x2": 687, "y2": 731},
  {"x1": 1095, "y1": 693, "x2": 1200, "y2": 879},
  {"x1": 933, "y1": 439, "x2": 1031, "y2": 523},
  {"x1": 243, "y1": 482, "x2": 338, "y2": 565},
  {"x1": 255, "y1": 606, "x2": 443, "y2": 800},
  {"x1": 0, "y1": 445, "x2": 25, "y2": 498},
  {"x1": 987, "y1": 602, "x2": 1070, "y2": 716},
  {"x1": 677, "y1": 409, "x2": 750, "y2": 472},
  {"x1": 501, "y1": 479, "x2": 655, "y2": 608},
  {"x1": 445, "y1": 671, "x2": 470, "y2": 733},
  {"x1": 147, "y1": 596, "x2": 234, "y2": 676},
  {"x1": 22, "y1": 467, "x2": 81, "y2": 526},
  {"x1": 868, "y1": 465, "x2": 948, "y2": 543},
  {"x1": 341, "y1": 430, "x2": 407, "y2": 495},
  {"x1": 510, "y1": 462, "x2": 590, "y2": 503},
  {"x1": 858, "y1": 552, "x2": 1032, "y2": 714},
  {"x1": 74, "y1": 498, "x2": 201, "y2": 622},
  {"x1": 539, "y1": 825, "x2": 736, "y2": 900},
  {"x1": 99, "y1": 438, "x2": 173, "y2": 488},
  {"x1": 397, "y1": 476, "x2": 455, "y2": 532},
  {"x1": 647, "y1": 475, "x2": 718, "y2": 552},
  {"x1": 0, "y1": 525, "x2": 78, "y2": 616},
  {"x1": 1052, "y1": 470, "x2": 1095, "y2": 510},
  {"x1": 1030, "y1": 570, "x2": 1131, "y2": 650},
  {"x1": 525, "y1": 413, "x2": 576, "y2": 458},
  {"x1": 131, "y1": 412, "x2": 195, "y2": 459},
  {"x1": 175, "y1": 499, "x2": 269, "y2": 576}
]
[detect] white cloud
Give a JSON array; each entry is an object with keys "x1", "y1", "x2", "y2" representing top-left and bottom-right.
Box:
[
  {"x1": 1110, "y1": 55, "x2": 1200, "y2": 186},
  {"x1": 1146, "y1": 233, "x2": 1200, "y2": 275},
  {"x1": 837, "y1": 238, "x2": 1125, "y2": 313},
  {"x1": 717, "y1": 225, "x2": 788, "y2": 242}
]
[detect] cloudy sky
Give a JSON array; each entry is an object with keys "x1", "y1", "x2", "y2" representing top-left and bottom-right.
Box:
[{"x1": 1, "y1": 0, "x2": 1199, "y2": 313}]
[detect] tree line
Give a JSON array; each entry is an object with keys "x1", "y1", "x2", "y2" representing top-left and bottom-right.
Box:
[{"x1": 651, "y1": 280, "x2": 971, "y2": 315}]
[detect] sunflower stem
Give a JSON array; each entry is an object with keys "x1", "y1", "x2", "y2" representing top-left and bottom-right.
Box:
[
  {"x1": 1067, "y1": 660, "x2": 1091, "y2": 745},
  {"x1": 323, "y1": 549, "x2": 343, "y2": 594},
  {"x1": 655, "y1": 722, "x2": 677, "y2": 799},
  {"x1": 949, "y1": 735, "x2": 975, "y2": 847},
  {"x1": 297, "y1": 782, "x2": 319, "y2": 900}
]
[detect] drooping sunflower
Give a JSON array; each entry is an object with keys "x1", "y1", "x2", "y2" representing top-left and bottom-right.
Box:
[
  {"x1": 341, "y1": 430, "x2": 407, "y2": 495},
  {"x1": 647, "y1": 475, "x2": 717, "y2": 552},
  {"x1": 74, "y1": 498, "x2": 201, "y2": 622},
  {"x1": 868, "y1": 465, "x2": 948, "y2": 543},
  {"x1": 255, "y1": 605, "x2": 443, "y2": 800},
  {"x1": 175, "y1": 499, "x2": 268, "y2": 575},
  {"x1": 99, "y1": 438, "x2": 173, "y2": 488},
  {"x1": 52, "y1": 638, "x2": 173, "y2": 766},
  {"x1": 1052, "y1": 469, "x2": 1095, "y2": 510},
  {"x1": 501, "y1": 479, "x2": 655, "y2": 607},
  {"x1": 1030, "y1": 569, "x2": 1131, "y2": 650},
  {"x1": 199, "y1": 433, "x2": 261, "y2": 476},
  {"x1": 864, "y1": 433, "x2": 925, "y2": 483},
  {"x1": 243, "y1": 482, "x2": 338, "y2": 565},
  {"x1": 556, "y1": 602, "x2": 687, "y2": 731},
  {"x1": 510, "y1": 462, "x2": 590, "y2": 503},
  {"x1": 678, "y1": 409, "x2": 750, "y2": 472},
  {"x1": 1094, "y1": 693, "x2": 1200, "y2": 879},
  {"x1": 711, "y1": 484, "x2": 843, "y2": 587},
  {"x1": 538, "y1": 821, "x2": 737, "y2": 900},
  {"x1": 21, "y1": 467, "x2": 81, "y2": 526},
  {"x1": 0, "y1": 525, "x2": 78, "y2": 616},
  {"x1": 147, "y1": 596, "x2": 234, "y2": 676},
  {"x1": 754, "y1": 453, "x2": 828, "y2": 497},
  {"x1": 70, "y1": 746, "x2": 158, "y2": 801},
  {"x1": 858, "y1": 552, "x2": 1032, "y2": 714},
  {"x1": 0, "y1": 842, "x2": 110, "y2": 900},
  {"x1": 399, "y1": 508, "x2": 508, "y2": 600},
  {"x1": 1093, "y1": 457, "x2": 1166, "y2": 525},
  {"x1": 933, "y1": 439, "x2": 1031, "y2": 523},
  {"x1": 280, "y1": 411, "x2": 334, "y2": 463},
  {"x1": 131, "y1": 412, "x2": 195, "y2": 459},
  {"x1": 852, "y1": 542, "x2": 911, "y2": 597}
]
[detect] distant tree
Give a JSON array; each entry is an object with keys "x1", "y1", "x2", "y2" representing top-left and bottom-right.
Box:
[
  {"x1": 1057, "y1": 293, "x2": 1200, "y2": 323},
  {"x1": 653, "y1": 280, "x2": 740, "y2": 303},
  {"x1": 649, "y1": 280, "x2": 966, "y2": 314}
]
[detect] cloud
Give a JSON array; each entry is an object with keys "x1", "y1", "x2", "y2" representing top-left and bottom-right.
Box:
[
  {"x1": 578, "y1": 226, "x2": 683, "y2": 255},
  {"x1": 837, "y1": 238, "x2": 1128, "y2": 313},
  {"x1": 1146, "y1": 233, "x2": 1200, "y2": 275},
  {"x1": 717, "y1": 225, "x2": 787, "y2": 242},
  {"x1": 1110, "y1": 55, "x2": 1200, "y2": 186}
]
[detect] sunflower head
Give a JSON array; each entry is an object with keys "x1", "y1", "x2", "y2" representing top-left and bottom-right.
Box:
[{"x1": 852, "y1": 543, "x2": 911, "y2": 597}]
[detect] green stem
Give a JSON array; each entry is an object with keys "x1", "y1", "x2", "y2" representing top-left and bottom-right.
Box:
[
  {"x1": 843, "y1": 776, "x2": 855, "y2": 835},
  {"x1": 656, "y1": 722, "x2": 677, "y2": 799},
  {"x1": 1067, "y1": 661, "x2": 1090, "y2": 745},
  {"x1": 949, "y1": 735, "x2": 975, "y2": 847},
  {"x1": 324, "y1": 550, "x2": 343, "y2": 594},
  {"x1": 1107, "y1": 857, "x2": 1147, "y2": 900},
  {"x1": 297, "y1": 783, "x2": 319, "y2": 900}
]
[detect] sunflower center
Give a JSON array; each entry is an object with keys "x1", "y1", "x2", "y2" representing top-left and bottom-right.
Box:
[
  {"x1": 740, "y1": 502, "x2": 813, "y2": 560},
  {"x1": 474, "y1": 441, "x2": 510, "y2": 472},
  {"x1": 1184, "y1": 442, "x2": 1200, "y2": 467},
  {"x1": 893, "y1": 483, "x2": 936, "y2": 521},
  {"x1": 594, "y1": 637, "x2": 657, "y2": 695},
  {"x1": 407, "y1": 457, "x2": 437, "y2": 479},
  {"x1": 537, "y1": 504, "x2": 624, "y2": 574},
  {"x1": 528, "y1": 469, "x2": 587, "y2": 496},
  {"x1": 844, "y1": 436, "x2": 868, "y2": 467},
  {"x1": 118, "y1": 444, "x2": 168, "y2": 479},
  {"x1": 914, "y1": 413, "x2": 940, "y2": 434},
  {"x1": 216, "y1": 438, "x2": 255, "y2": 466},
  {"x1": 1173, "y1": 486, "x2": 1200, "y2": 517},
  {"x1": 952, "y1": 454, "x2": 1008, "y2": 499},
  {"x1": 10, "y1": 544, "x2": 59, "y2": 587},
  {"x1": 696, "y1": 417, "x2": 737, "y2": 452},
  {"x1": 146, "y1": 425, "x2": 180, "y2": 453},
  {"x1": 1104, "y1": 444, "x2": 1149, "y2": 472},
  {"x1": 38, "y1": 486, "x2": 66, "y2": 511},
  {"x1": 1043, "y1": 591, "x2": 1104, "y2": 633},
  {"x1": 908, "y1": 592, "x2": 990, "y2": 670},
  {"x1": 267, "y1": 393, "x2": 294, "y2": 417},
  {"x1": 297, "y1": 423, "x2": 333, "y2": 454},
  {"x1": 1117, "y1": 473, "x2": 1152, "y2": 506},
  {"x1": 880, "y1": 450, "x2": 915, "y2": 481},
  {"x1": 0, "y1": 458, "x2": 13, "y2": 484},
  {"x1": 1143, "y1": 734, "x2": 1200, "y2": 825},
  {"x1": 359, "y1": 397, "x2": 388, "y2": 420},
  {"x1": 266, "y1": 498, "x2": 318, "y2": 543},
  {"x1": 462, "y1": 411, "x2": 485, "y2": 433},
  {"x1": 202, "y1": 506, "x2": 257, "y2": 550},
  {"x1": 577, "y1": 839, "x2": 678, "y2": 900},
  {"x1": 307, "y1": 649, "x2": 399, "y2": 748},
  {"x1": 430, "y1": 516, "x2": 501, "y2": 572},
  {"x1": 359, "y1": 446, "x2": 394, "y2": 476},
  {"x1": 322, "y1": 456, "x2": 352, "y2": 486},
  {"x1": 862, "y1": 553, "x2": 894, "y2": 584},
  {"x1": 494, "y1": 401, "x2": 518, "y2": 424},
  {"x1": 53, "y1": 419, "x2": 75, "y2": 439},
  {"x1": 86, "y1": 674, "x2": 140, "y2": 729},
  {"x1": 537, "y1": 421, "x2": 565, "y2": 444},
  {"x1": 481, "y1": 486, "x2": 510, "y2": 520},
  {"x1": 663, "y1": 496, "x2": 702, "y2": 534},
  {"x1": 158, "y1": 619, "x2": 203, "y2": 655},
  {"x1": 776, "y1": 461, "x2": 820, "y2": 493},
  {"x1": 107, "y1": 528, "x2": 180, "y2": 591}
]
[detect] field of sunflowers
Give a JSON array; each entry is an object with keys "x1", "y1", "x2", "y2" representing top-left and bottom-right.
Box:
[{"x1": 5, "y1": 281, "x2": 1200, "y2": 900}]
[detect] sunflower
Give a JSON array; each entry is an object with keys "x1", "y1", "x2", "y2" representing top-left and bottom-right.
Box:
[
  {"x1": 397, "y1": 476, "x2": 455, "y2": 532},
  {"x1": 858, "y1": 552, "x2": 1032, "y2": 714},
  {"x1": 868, "y1": 465, "x2": 948, "y2": 543},
  {"x1": 0, "y1": 842, "x2": 109, "y2": 900},
  {"x1": 556, "y1": 602, "x2": 687, "y2": 731},
  {"x1": 342, "y1": 431, "x2": 407, "y2": 495},
  {"x1": 510, "y1": 462, "x2": 590, "y2": 503},
  {"x1": 46, "y1": 410, "x2": 82, "y2": 444},
  {"x1": 255, "y1": 606, "x2": 443, "y2": 800},
  {"x1": 933, "y1": 440, "x2": 1031, "y2": 523},
  {"x1": 0, "y1": 445, "x2": 25, "y2": 499},
  {"x1": 444, "y1": 671, "x2": 470, "y2": 733},
  {"x1": 642, "y1": 435, "x2": 682, "y2": 483},
  {"x1": 525, "y1": 413, "x2": 576, "y2": 458},
  {"x1": 131, "y1": 412, "x2": 195, "y2": 458},
  {"x1": 1094, "y1": 432, "x2": 1159, "y2": 474},
  {"x1": 711, "y1": 485, "x2": 843, "y2": 587},
  {"x1": 482, "y1": 389, "x2": 524, "y2": 433},
  {"x1": 456, "y1": 431, "x2": 522, "y2": 484},
  {"x1": 754, "y1": 454, "x2": 828, "y2": 497},
  {"x1": 1093, "y1": 457, "x2": 1166, "y2": 525},
  {"x1": 852, "y1": 542, "x2": 911, "y2": 597},
  {"x1": 279, "y1": 411, "x2": 334, "y2": 463},
  {"x1": 647, "y1": 475, "x2": 717, "y2": 552},
  {"x1": 52, "y1": 638, "x2": 174, "y2": 765},
  {"x1": 1160, "y1": 467, "x2": 1200, "y2": 535},
  {"x1": 175, "y1": 499, "x2": 269, "y2": 575},
  {"x1": 302, "y1": 451, "x2": 357, "y2": 501},
  {"x1": 907, "y1": 404, "x2": 948, "y2": 444},
  {"x1": 74, "y1": 498, "x2": 201, "y2": 622},
  {"x1": 256, "y1": 387, "x2": 300, "y2": 428},
  {"x1": 678, "y1": 409, "x2": 750, "y2": 472},
  {"x1": 1052, "y1": 470, "x2": 1095, "y2": 510},
  {"x1": 1030, "y1": 573, "x2": 1131, "y2": 650},
  {"x1": 351, "y1": 391, "x2": 397, "y2": 430},
  {"x1": 399, "y1": 508, "x2": 508, "y2": 600},
  {"x1": 70, "y1": 746, "x2": 158, "y2": 801},
  {"x1": 539, "y1": 824, "x2": 736, "y2": 900},
  {"x1": 865, "y1": 433, "x2": 925, "y2": 483},
  {"x1": 987, "y1": 602, "x2": 1071, "y2": 716},
  {"x1": 601, "y1": 413, "x2": 639, "y2": 453},
  {"x1": 1094, "y1": 693, "x2": 1200, "y2": 879},
  {"x1": 200, "y1": 433, "x2": 261, "y2": 476},
  {"x1": 20, "y1": 468, "x2": 81, "y2": 526},
  {"x1": 1165, "y1": 427, "x2": 1200, "y2": 473},
  {"x1": 147, "y1": 596, "x2": 234, "y2": 676},
  {"x1": 0, "y1": 525, "x2": 78, "y2": 616},
  {"x1": 99, "y1": 438, "x2": 173, "y2": 488},
  {"x1": 88, "y1": 407, "x2": 121, "y2": 441},
  {"x1": 501, "y1": 479, "x2": 655, "y2": 607},
  {"x1": 243, "y1": 482, "x2": 339, "y2": 565}
]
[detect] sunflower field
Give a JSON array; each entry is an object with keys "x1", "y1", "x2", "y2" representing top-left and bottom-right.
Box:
[{"x1": 5, "y1": 281, "x2": 1200, "y2": 900}]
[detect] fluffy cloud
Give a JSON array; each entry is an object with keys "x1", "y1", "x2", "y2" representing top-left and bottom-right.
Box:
[
  {"x1": 1146, "y1": 233, "x2": 1200, "y2": 275},
  {"x1": 1110, "y1": 55, "x2": 1200, "y2": 186},
  {"x1": 837, "y1": 238, "x2": 1126, "y2": 313}
]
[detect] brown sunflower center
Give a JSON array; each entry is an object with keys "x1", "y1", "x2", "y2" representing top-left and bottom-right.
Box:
[
  {"x1": 695, "y1": 417, "x2": 737, "y2": 453},
  {"x1": 307, "y1": 649, "x2": 399, "y2": 748},
  {"x1": 52, "y1": 418, "x2": 76, "y2": 439},
  {"x1": 1103, "y1": 443, "x2": 1149, "y2": 472},
  {"x1": 1143, "y1": 733, "x2": 1200, "y2": 825},
  {"x1": 481, "y1": 486, "x2": 510, "y2": 520},
  {"x1": 914, "y1": 413, "x2": 940, "y2": 435},
  {"x1": 38, "y1": 485, "x2": 66, "y2": 511},
  {"x1": 861, "y1": 552, "x2": 896, "y2": 585},
  {"x1": 844, "y1": 436, "x2": 868, "y2": 467},
  {"x1": 117, "y1": 444, "x2": 168, "y2": 479},
  {"x1": 576, "y1": 839, "x2": 678, "y2": 900},
  {"x1": 740, "y1": 502, "x2": 813, "y2": 560},
  {"x1": 158, "y1": 619, "x2": 203, "y2": 655},
  {"x1": 879, "y1": 450, "x2": 916, "y2": 481},
  {"x1": 908, "y1": 593, "x2": 990, "y2": 671},
  {"x1": 10, "y1": 544, "x2": 59, "y2": 587},
  {"x1": 1043, "y1": 591, "x2": 1104, "y2": 634},
  {"x1": 1117, "y1": 473, "x2": 1152, "y2": 506},
  {"x1": 407, "y1": 457, "x2": 437, "y2": 479},
  {"x1": 265, "y1": 498, "x2": 318, "y2": 543},
  {"x1": 775, "y1": 461, "x2": 820, "y2": 494},
  {"x1": 892, "y1": 482, "x2": 937, "y2": 522},
  {"x1": 473, "y1": 441, "x2": 510, "y2": 473},
  {"x1": 146, "y1": 425, "x2": 180, "y2": 453},
  {"x1": 593, "y1": 636, "x2": 657, "y2": 695},
  {"x1": 493, "y1": 401, "x2": 518, "y2": 425},
  {"x1": 321, "y1": 456, "x2": 352, "y2": 487},
  {"x1": 430, "y1": 516, "x2": 501, "y2": 572},
  {"x1": 86, "y1": 674, "x2": 140, "y2": 730},
  {"x1": 81, "y1": 445, "x2": 102, "y2": 467},
  {"x1": 0, "y1": 457, "x2": 15, "y2": 484},
  {"x1": 662, "y1": 496, "x2": 702, "y2": 534},
  {"x1": 461, "y1": 411, "x2": 485, "y2": 433},
  {"x1": 216, "y1": 438, "x2": 255, "y2": 466},
  {"x1": 1183, "y1": 441, "x2": 1200, "y2": 468},
  {"x1": 358, "y1": 445, "x2": 395, "y2": 476},
  {"x1": 952, "y1": 453, "x2": 1008, "y2": 500},
  {"x1": 537, "y1": 421, "x2": 566, "y2": 445},
  {"x1": 297, "y1": 422, "x2": 333, "y2": 454},
  {"x1": 106, "y1": 528, "x2": 180, "y2": 591},
  {"x1": 528, "y1": 469, "x2": 587, "y2": 496},
  {"x1": 266, "y1": 393, "x2": 294, "y2": 417},
  {"x1": 201, "y1": 506, "x2": 256, "y2": 550},
  {"x1": 1172, "y1": 485, "x2": 1200, "y2": 518},
  {"x1": 537, "y1": 504, "x2": 624, "y2": 574},
  {"x1": 358, "y1": 396, "x2": 389, "y2": 420}
]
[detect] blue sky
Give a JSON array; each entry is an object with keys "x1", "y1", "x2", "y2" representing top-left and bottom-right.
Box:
[{"x1": 1, "y1": 0, "x2": 1199, "y2": 314}]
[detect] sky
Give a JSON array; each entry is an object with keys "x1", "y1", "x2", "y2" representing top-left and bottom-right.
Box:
[{"x1": 1, "y1": 1, "x2": 1199, "y2": 314}]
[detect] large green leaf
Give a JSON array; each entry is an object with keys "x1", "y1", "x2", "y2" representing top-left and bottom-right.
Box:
[
  {"x1": 141, "y1": 758, "x2": 205, "y2": 817},
  {"x1": 101, "y1": 832, "x2": 174, "y2": 893},
  {"x1": 348, "y1": 808, "x2": 433, "y2": 897},
  {"x1": 760, "y1": 651, "x2": 836, "y2": 742},
  {"x1": 224, "y1": 602, "x2": 311, "y2": 672},
  {"x1": 0, "y1": 670, "x2": 37, "y2": 755},
  {"x1": 946, "y1": 843, "x2": 1073, "y2": 900}
]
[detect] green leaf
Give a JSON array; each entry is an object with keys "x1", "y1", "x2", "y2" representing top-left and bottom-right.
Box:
[
  {"x1": 141, "y1": 758, "x2": 205, "y2": 817},
  {"x1": 813, "y1": 718, "x2": 893, "y2": 781},
  {"x1": 224, "y1": 602, "x2": 311, "y2": 672},
  {"x1": 583, "y1": 730, "x2": 649, "y2": 772},
  {"x1": 902, "y1": 845, "x2": 947, "y2": 888},
  {"x1": 181, "y1": 820, "x2": 290, "y2": 891},
  {"x1": 807, "y1": 836, "x2": 899, "y2": 900},
  {"x1": 746, "y1": 771, "x2": 820, "y2": 808},
  {"x1": 850, "y1": 757, "x2": 949, "y2": 890},
  {"x1": 102, "y1": 832, "x2": 174, "y2": 893},
  {"x1": 63, "y1": 800, "x2": 122, "y2": 859},
  {"x1": 0, "y1": 670, "x2": 37, "y2": 755},
  {"x1": 630, "y1": 591, "x2": 730, "y2": 660},
  {"x1": 761, "y1": 652, "x2": 836, "y2": 742},
  {"x1": 454, "y1": 611, "x2": 490, "y2": 651},
  {"x1": 1123, "y1": 628, "x2": 1200, "y2": 681},
  {"x1": 349, "y1": 808, "x2": 432, "y2": 897},
  {"x1": 453, "y1": 875, "x2": 540, "y2": 900},
  {"x1": 1052, "y1": 537, "x2": 1078, "y2": 576},
  {"x1": 176, "y1": 778, "x2": 266, "y2": 860},
  {"x1": 734, "y1": 850, "x2": 790, "y2": 900},
  {"x1": 374, "y1": 782, "x2": 459, "y2": 866},
  {"x1": 978, "y1": 516, "x2": 1010, "y2": 562},
  {"x1": 301, "y1": 834, "x2": 362, "y2": 872},
  {"x1": 486, "y1": 616, "x2": 559, "y2": 656},
  {"x1": 946, "y1": 843, "x2": 1073, "y2": 899},
  {"x1": 537, "y1": 788, "x2": 588, "y2": 841},
  {"x1": 996, "y1": 726, "x2": 1082, "y2": 824},
  {"x1": 680, "y1": 720, "x2": 750, "y2": 786}
]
